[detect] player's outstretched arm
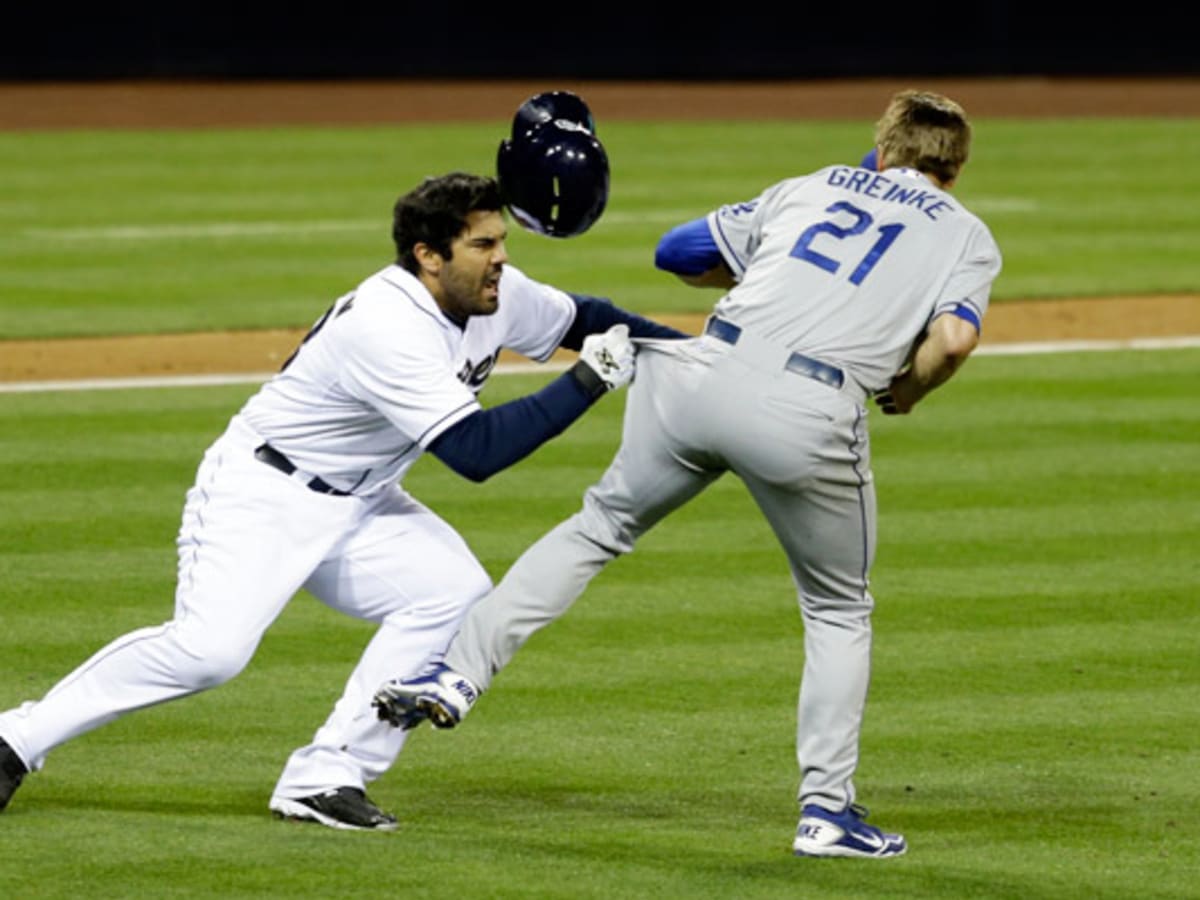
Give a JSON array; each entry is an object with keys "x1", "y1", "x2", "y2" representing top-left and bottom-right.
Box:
[
  {"x1": 428, "y1": 324, "x2": 634, "y2": 482},
  {"x1": 560, "y1": 294, "x2": 689, "y2": 347},
  {"x1": 873, "y1": 313, "x2": 980, "y2": 415}
]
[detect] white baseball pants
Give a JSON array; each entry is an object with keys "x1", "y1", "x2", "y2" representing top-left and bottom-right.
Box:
[{"x1": 0, "y1": 415, "x2": 491, "y2": 799}]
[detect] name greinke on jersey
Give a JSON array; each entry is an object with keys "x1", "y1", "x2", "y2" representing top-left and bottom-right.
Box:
[{"x1": 825, "y1": 166, "x2": 955, "y2": 221}]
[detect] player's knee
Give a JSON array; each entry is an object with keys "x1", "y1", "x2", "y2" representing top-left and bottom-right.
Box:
[
  {"x1": 578, "y1": 491, "x2": 638, "y2": 555},
  {"x1": 430, "y1": 563, "x2": 493, "y2": 620},
  {"x1": 797, "y1": 588, "x2": 875, "y2": 624},
  {"x1": 184, "y1": 646, "x2": 255, "y2": 689},
  {"x1": 170, "y1": 627, "x2": 258, "y2": 689},
  {"x1": 464, "y1": 563, "x2": 493, "y2": 599}
]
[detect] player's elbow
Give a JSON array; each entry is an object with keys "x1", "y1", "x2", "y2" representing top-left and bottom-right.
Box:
[
  {"x1": 932, "y1": 313, "x2": 981, "y2": 362},
  {"x1": 455, "y1": 465, "x2": 493, "y2": 484},
  {"x1": 943, "y1": 330, "x2": 979, "y2": 365},
  {"x1": 435, "y1": 453, "x2": 494, "y2": 483}
]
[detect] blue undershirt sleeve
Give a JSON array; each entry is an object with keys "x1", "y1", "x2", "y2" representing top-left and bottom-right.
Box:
[
  {"x1": 559, "y1": 293, "x2": 689, "y2": 350},
  {"x1": 427, "y1": 368, "x2": 596, "y2": 482},
  {"x1": 654, "y1": 217, "x2": 723, "y2": 276}
]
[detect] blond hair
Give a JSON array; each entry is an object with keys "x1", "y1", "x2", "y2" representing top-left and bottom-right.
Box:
[{"x1": 874, "y1": 90, "x2": 972, "y2": 184}]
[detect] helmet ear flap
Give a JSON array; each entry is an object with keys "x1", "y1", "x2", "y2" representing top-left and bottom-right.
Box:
[{"x1": 496, "y1": 136, "x2": 547, "y2": 236}]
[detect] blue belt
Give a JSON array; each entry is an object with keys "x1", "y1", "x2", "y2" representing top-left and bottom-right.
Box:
[
  {"x1": 704, "y1": 317, "x2": 845, "y2": 390},
  {"x1": 254, "y1": 443, "x2": 351, "y2": 496}
]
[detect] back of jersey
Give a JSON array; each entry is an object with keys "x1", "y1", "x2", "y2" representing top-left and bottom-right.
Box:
[{"x1": 710, "y1": 164, "x2": 1001, "y2": 391}]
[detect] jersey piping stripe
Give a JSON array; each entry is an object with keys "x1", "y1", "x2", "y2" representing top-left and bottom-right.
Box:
[
  {"x1": 180, "y1": 445, "x2": 224, "y2": 602},
  {"x1": 375, "y1": 272, "x2": 481, "y2": 448},
  {"x1": 417, "y1": 399, "x2": 478, "y2": 445},
  {"x1": 380, "y1": 275, "x2": 452, "y2": 330},
  {"x1": 383, "y1": 447, "x2": 413, "y2": 467},
  {"x1": 848, "y1": 405, "x2": 871, "y2": 601},
  {"x1": 39, "y1": 622, "x2": 183, "y2": 705},
  {"x1": 709, "y1": 212, "x2": 747, "y2": 279},
  {"x1": 45, "y1": 450, "x2": 227, "y2": 700},
  {"x1": 344, "y1": 469, "x2": 373, "y2": 494}
]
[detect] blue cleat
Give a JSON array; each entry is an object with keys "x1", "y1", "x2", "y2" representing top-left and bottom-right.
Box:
[
  {"x1": 373, "y1": 664, "x2": 480, "y2": 730},
  {"x1": 792, "y1": 803, "x2": 907, "y2": 859}
]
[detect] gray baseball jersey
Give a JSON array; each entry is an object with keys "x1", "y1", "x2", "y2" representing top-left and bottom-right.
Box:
[
  {"x1": 438, "y1": 164, "x2": 1001, "y2": 813},
  {"x1": 710, "y1": 164, "x2": 1000, "y2": 390}
]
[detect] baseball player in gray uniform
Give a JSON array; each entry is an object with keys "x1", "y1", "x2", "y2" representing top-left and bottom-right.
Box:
[
  {"x1": 0, "y1": 166, "x2": 686, "y2": 830},
  {"x1": 375, "y1": 90, "x2": 1003, "y2": 858}
]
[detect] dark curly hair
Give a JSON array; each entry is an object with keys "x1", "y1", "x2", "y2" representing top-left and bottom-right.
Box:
[{"x1": 392, "y1": 173, "x2": 504, "y2": 273}]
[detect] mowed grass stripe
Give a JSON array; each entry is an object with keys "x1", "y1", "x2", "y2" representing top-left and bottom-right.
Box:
[
  {"x1": 0, "y1": 349, "x2": 1196, "y2": 898},
  {"x1": 3, "y1": 118, "x2": 1200, "y2": 338}
]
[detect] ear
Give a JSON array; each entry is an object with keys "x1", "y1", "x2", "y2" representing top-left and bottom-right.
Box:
[{"x1": 412, "y1": 242, "x2": 443, "y2": 277}]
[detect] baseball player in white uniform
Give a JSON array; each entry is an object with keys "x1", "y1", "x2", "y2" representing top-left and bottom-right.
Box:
[
  {"x1": 375, "y1": 91, "x2": 1003, "y2": 858},
  {"x1": 0, "y1": 170, "x2": 685, "y2": 830}
]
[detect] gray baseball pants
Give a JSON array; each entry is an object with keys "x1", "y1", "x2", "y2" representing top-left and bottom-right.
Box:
[{"x1": 445, "y1": 330, "x2": 878, "y2": 811}]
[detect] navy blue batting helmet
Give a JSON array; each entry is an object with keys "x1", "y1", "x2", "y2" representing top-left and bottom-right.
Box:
[{"x1": 497, "y1": 116, "x2": 609, "y2": 239}]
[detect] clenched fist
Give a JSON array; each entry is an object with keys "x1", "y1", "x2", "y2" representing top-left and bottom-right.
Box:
[{"x1": 572, "y1": 324, "x2": 636, "y2": 396}]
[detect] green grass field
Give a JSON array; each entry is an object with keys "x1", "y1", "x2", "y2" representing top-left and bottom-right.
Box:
[
  {"x1": 1, "y1": 110, "x2": 1199, "y2": 897},
  {"x1": 1, "y1": 349, "x2": 1197, "y2": 898},
  {"x1": 1, "y1": 117, "x2": 1199, "y2": 339}
]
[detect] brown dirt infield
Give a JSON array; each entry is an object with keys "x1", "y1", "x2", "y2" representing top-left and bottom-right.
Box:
[{"x1": 1, "y1": 77, "x2": 1198, "y2": 383}]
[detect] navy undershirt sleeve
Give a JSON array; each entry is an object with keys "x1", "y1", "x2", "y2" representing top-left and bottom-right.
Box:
[
  {"x1": 559, "y1": 294, "x2": 689, "y2": 350},
  {"x1": 433, "y1": 293, "x2": 690, "y2": 482},
  {"x1": 428, "y1": 369, "x2": 595, "y2": 482},
  {"x1": 654, "y1": 217, "x2": 723, "y2": 276}
]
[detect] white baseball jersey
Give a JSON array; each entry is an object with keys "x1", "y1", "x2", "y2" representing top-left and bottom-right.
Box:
[
  {"x1": 0, "y1": 256, "x2": 593, "y2": 808},
  {"x1": 237, "y1": 263, "x2": 576, "y2": 495},
  {"x1": 708, "y1": 165, "x2": 1002, "y2": 390}
]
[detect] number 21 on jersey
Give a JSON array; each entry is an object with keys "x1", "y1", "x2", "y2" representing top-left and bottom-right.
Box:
[{"x1": 790, "y1": 201, "x2": 904, "y2": 285}]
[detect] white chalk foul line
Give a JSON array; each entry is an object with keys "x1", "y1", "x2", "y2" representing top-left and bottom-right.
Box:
[
  {"x1": 2, "y1": 335, "x2": 1196, "y2": 395},
  {"x1": 0, "y1": 372, "x2": 283, "y2": 394},
  {"x1": 976, "y1": 335, "x2": 1200, "y2": 355}
]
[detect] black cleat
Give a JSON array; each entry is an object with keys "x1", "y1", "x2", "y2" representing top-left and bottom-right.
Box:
[
  {"x1": 269, "y1": 787, "x2": 398, "y2": 832},
  {"x1": 0, "y1": 738, "x2": 30, "y2": 812}
]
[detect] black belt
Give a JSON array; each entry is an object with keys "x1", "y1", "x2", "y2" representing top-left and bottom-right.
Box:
[
  {"x1": 704, "y1": 317, "x2": 845, "y2": 390},
  {"x1": 254, "y1": 443, "x2": 351, "y2": 496}
]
